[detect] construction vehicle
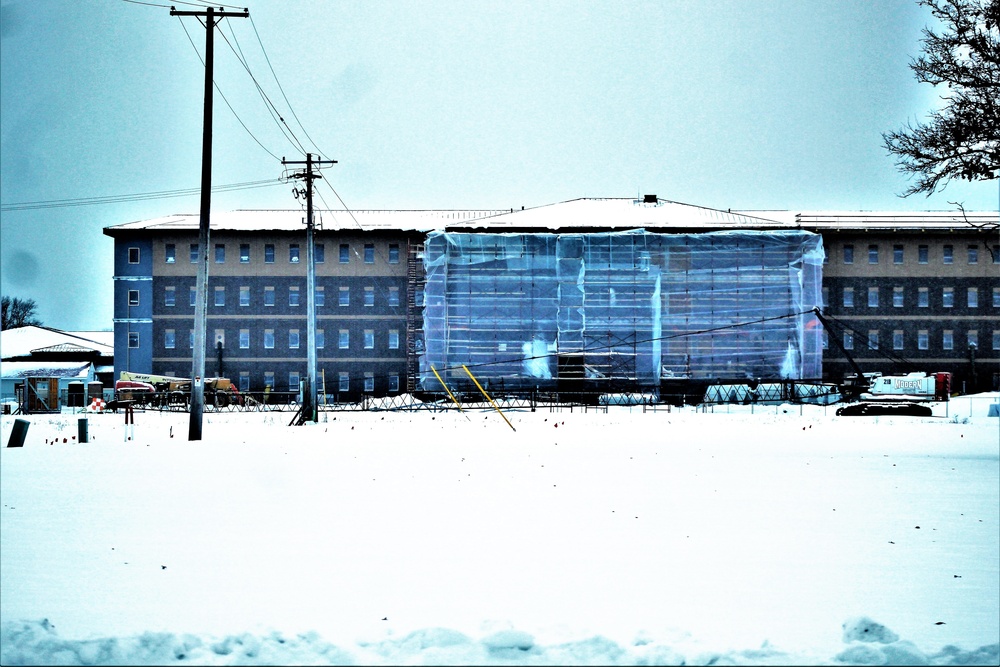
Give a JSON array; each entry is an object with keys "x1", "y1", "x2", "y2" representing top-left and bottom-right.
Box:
[
  {"x1": 115, "y1": 371, "x2": 241, "y2": 409},
  {"x1": 812, "y1": 309, "x2": 950, "y2": 417}
]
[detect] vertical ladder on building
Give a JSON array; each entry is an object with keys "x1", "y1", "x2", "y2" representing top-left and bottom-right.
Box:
[{"x1": 405, "y1": 238, "x2": 426, "y2": 393}]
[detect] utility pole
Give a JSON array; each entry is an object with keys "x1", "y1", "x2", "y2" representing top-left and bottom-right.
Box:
[
  {"x1": 170, "y1": 5, "x2": 249, "y2": 441},
  {"x1": 283, "y1": 153, "x2": 337, "y2": 423}
]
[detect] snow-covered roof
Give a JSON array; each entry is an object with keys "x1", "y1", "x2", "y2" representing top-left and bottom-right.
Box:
[
  {"x1": 0, "y1": 361, "x2": 93, "y2": 380},
  {"x1": 737, "y1": 210, "x2": 999, "y2": 230},
  {"x1": 1, "y1": 326, "x2": 114, "y2": 361},
  {"x1": 104, "y1": 209, "x2": 510, "y2": 235},
  {"x1": 103, "y1": 201, "x2": 998, "y2": 236}
]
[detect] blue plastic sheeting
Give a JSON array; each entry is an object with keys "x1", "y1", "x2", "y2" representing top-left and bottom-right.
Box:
[{"x1": 419, "y1": 229, "x2": 824, "y2": 392}]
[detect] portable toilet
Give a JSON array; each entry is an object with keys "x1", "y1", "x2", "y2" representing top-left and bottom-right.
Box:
[{"x1": 67, "y1": 381, "x2": 85, "y2": 407}]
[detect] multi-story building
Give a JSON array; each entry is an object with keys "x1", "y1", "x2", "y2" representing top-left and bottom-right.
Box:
[
  {"x1": 104, "y1": 199, "x2": 999, "y2": 399},
  {"x1": 793, "y1": 211, "x2": 999, "y2": 393}
]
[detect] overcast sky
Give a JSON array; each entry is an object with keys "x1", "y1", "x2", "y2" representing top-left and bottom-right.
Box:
[{"x1": 1, "y1": 0, "x2": 997, "y2": 331}]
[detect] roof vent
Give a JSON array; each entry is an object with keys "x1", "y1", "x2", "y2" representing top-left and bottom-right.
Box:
[{"x1": 642, "y1": 194, "x2": 658, "y2": 204}]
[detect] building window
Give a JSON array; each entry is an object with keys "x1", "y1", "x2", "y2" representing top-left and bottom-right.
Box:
[
  {"x1": 388, "y1": 374, "x2": 399, "y2": 392},
  {"x1": 128, "y1": 331, "x2": 139, "y2": 348},
  {"x1": 316, "y1": 287, "x2": 325, "y2": 307},
  {"x1": 264, "y1": 329, "x2": 274, "y2": 349},
  {"x1": 338, "y1": 372, "x2": 349, "y2": 392},
  {"x1": 289, "y1": 372, "x2": 300, "y2": 392},
  {"x1": 968, "y1": 287, "x2": 978, "y2": 308},
  {"x1": 364, "y1": 329, "x2": 374, "y2": 349},
  {"x1": 264, "y1": 244, "x2": 275, "y2": 263},
  {"x1": 315, "y1": 243, "x2": 325, "y2": 263},
  {"x1": 289, "y1": 329, "x2": 300, "y2": 349},
  {"x1": 968, "y1": 330, "x2": 978, "y2": 350},
  {"x1": 339, "y1": 286, "x2": 350, "y2": 307},
  {"x1": 892, "y1": 287, "x2": 904, "y2": 308},
  {"x1": 388, "y1": 286, "x2": 400, "y2": 307},
  {"x1": 290, "y1": 244, "x2": 300, "y2": 263},
  {"x1": 364, "y1": 243, "x2": 375, "y2": 264},
  {"x1": 339, "y1": 243, "x2": 350, "y2": 263},
  {"x1": 364, "y1": 286, "x2": 375, "y2": 307},
  {"x1": 943, "y1": 244, "x2": 953, "y2": 264},
  {"x1": 389, "y1": 244, "x2": 400, "y2": 264},
  {"x1": 215, "y1": 243, "x2": 225, "y2": 263},
  {"x1": 214, "y1": 329, "x2": 225, "y2": 348},
  {"x1": 189, "y1": 287, "x2": 196, "y2": 307},
  {"x1": 993, "y1": 245, "x2": 999, "y2": 264},
  {"x1": 867, "y1": 287, "x2": 878, "y2": 308},
  {"x1": 189, "y1": 330, "x2": 194, "y2": 349},
  {"x1": 867, "y1": 330, "x2": 878, "y2": 350},
  {"x1": 264, "y1": 372, "x2": 275, "y2": 390},
  {"x1": 893, "y1": 330, "x2": 904, "y2": 350},
  {"x1": 239, "y1": 372, "x2": 250, "y2": 392},
  {"x1": 918, "y1": 245, "x2": 928, "y2": 264},
  {"x1": 289, "y1": 286, "x2": 300, "y2": 307},
  {"x1": 843, "y1": 332, "x2": 853, "y2": 350},
  {"x1": 214, "y1": 286, "x2": 225, "y2": 307},
  {"x1": 128, "y1": 290, "x2": 140, "y2": 307},
  {"x1": 240, "y1": 243, "x2": 250, "y2": 263},
  {"x1": 264, "y1": 286, "x2": 275, "y2": 307},
  {"x1": 388, "y1": 329, "x2": 399, "y2": 350},
  {"x1": 822, "y1": 287, "x2": 829, "y2": 311},
  {"x1": 843, "y1": 245, "x2": 854, "y2": 264},
  {"x1": 822, "y1": 330, "x2": 829, "y2": 350},
  {"x1": 128, "y1": 247, "x2": 140, "y2": 264},
  {"x1": 364, "y1": 372, "x2": 374, "y2": 392},
  {"x1": 868, "y1": 245, "x2": 878, "y2": 264},
  {"x1": 893, "y1": 245, "x2": 903, "y2": 264},
  {"x1": 165, "y1": 286, "x2": 176, "y2": 307},
  {"x1": 843, "y1": 287, "x2": 854, "y2": 308},
  {"x1": 190, "y1": 243, "x2": 199, "y2": 263},
  {"x1": 942, "y1": 330, "x2": 953, "y2": 351},
  {"x1": 165, "y1": 244, "x2": 176, "y2": 264},
  {"x1": 240, "y1": 286, "x2": 250, "y2": 307},
  {"x1": 968, "y1": 245, "x2": 978, "y2": 264},
  {"x1": 918, "y1": 330, "x2": 929, "y2": 350},
  {"x1": 942, "y1": 287, "x2": 954, "y2": 308},
  {"x1": 240, "y1": 329, "x2": 249, "y2": 349},
  {"x1": 316, "y1": 329, "x2": 324, "y2": 349},
  {"x1": 339, "y1": 329, "x2": 349, "y2": 349},
  {"x1": 164, "y1": 329, "x2": 175, "y2": 349},
  {"x1": 994, "y1": 330, "x2": 1000, "y2": 351},
  {"x1": 918, "y1": 287, "x2": 929, "y2": 308}
]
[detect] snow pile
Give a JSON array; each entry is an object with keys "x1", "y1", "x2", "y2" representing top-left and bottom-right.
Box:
[
  {"x1": 1, "y1": 399, "x2": 998, "y2": 665},
  {"x1": 3, "y1": 616, "x2": 999, "y2": 665}
]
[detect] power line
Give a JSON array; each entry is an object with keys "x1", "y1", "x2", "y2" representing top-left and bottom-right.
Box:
[
  {"x1": 0, "y1": 179, "x2": 282, "y2": 212},
  {"x1": 218, "y1": 18, "x2": 308, "y2": 156},
  {"x1": 249, "y1": 14, "x2": 327, "y2": 159},
  {"x1": 177, "y1": 15, "x2": 282, "y2": 162}
]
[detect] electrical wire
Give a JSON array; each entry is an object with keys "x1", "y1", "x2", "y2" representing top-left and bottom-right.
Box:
[
  {"x1": 218, "y1": 18, "x2": 309, "y2": 157},
  {"x1": 249, "y1": 14, "x2": 327, "y2": 160},
  {"x1": 0, "y1": 179, "x2": 282, "y2": 212},
  {"x1": 176, "y1": 15, "x2": 282, "y2": 162}
]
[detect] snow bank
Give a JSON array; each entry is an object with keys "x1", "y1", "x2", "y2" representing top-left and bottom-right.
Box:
[
  {"x1": 1, "y1": 399, "x2": 998, "y2": 665},
  {"x1": 3, "y1": 616, "x2": 998, "y2": 665}
]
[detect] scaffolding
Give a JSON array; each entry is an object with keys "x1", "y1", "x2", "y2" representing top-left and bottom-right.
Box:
[{"x1": 419, "y1": 229, "x2": 824, "y2": 394}]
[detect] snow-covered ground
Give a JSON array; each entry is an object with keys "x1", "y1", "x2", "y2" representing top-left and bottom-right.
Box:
[{"x1": 1, "y1": 395, "x2": 998, "y2": 665}]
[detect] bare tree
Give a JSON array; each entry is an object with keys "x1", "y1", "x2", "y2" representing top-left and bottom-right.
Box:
[
  {"x1": 1, "y1": 295, "x2": 42, "y2": 330},
  {"x1": 883, "y1": 0, "x2": 1000, "y2": 197}
]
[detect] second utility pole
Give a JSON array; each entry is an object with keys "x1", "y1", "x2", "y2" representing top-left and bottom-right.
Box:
[
  {"x1": 283, "y1": 153, "x2": 336, "y2": 423},
  {"x1": 171, "y1": 5, "x2": 249, "y2": 441}
]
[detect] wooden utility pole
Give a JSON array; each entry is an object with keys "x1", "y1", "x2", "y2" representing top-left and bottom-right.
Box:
[
  {"x1": 282, "y1": 153, "x2": 336, "y2": 423},
  {"x1": 170, "y1": 5, "x2": 249, "y2": 441}
]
